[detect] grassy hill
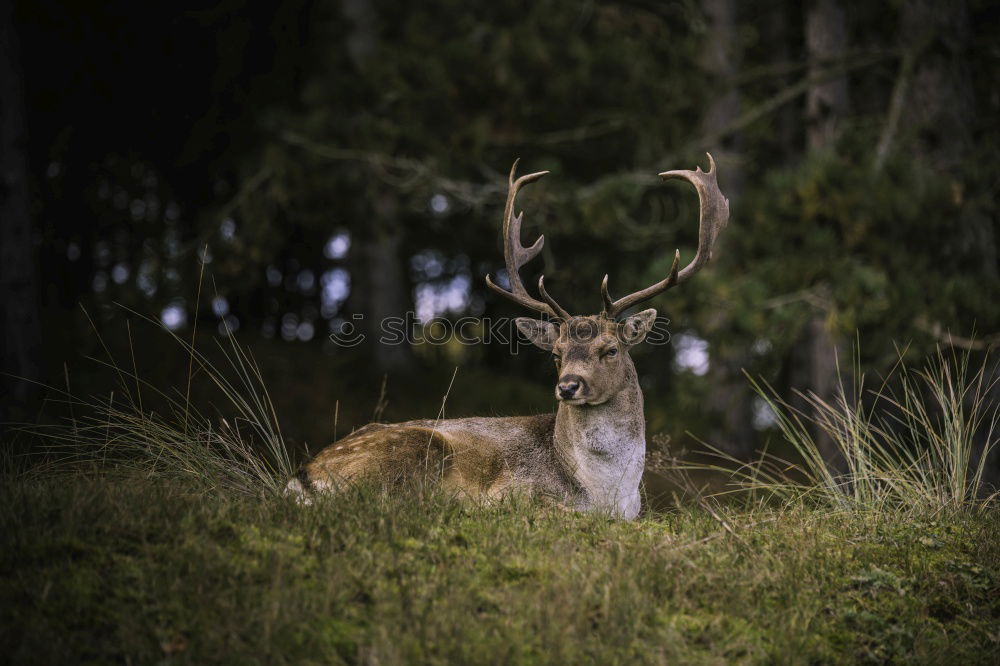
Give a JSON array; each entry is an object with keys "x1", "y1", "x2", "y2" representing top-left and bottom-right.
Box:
[{"x1": 2, "y1": 472, "x2": 998, "y2": 664}]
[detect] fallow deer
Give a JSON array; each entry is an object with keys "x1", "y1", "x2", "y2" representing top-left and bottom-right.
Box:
[{"x1": 286, "y1": 155, "x2": 729, "y2": 518}]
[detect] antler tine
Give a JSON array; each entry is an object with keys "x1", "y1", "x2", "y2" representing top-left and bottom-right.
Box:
[
  {"x1": 485, "y1": 160, "x2": 572, "y2": 321},
  {"x1": 600, "y1": 275, "x2": 614, "y2": 314},
  {"x1": 602, "y1": 153, "x2": 729, "y2": 318},
  {"x1": 538, "y1": 276, "x2": 572, "y2": 320}
]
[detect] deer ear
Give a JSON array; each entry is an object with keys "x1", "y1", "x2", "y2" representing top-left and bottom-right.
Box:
[
  {"x1": 515, "y1": 318, "x2": 559, "y2": 351},
  {"x1": 619, "y1": 308, "x2": 657, "y2": 347}
]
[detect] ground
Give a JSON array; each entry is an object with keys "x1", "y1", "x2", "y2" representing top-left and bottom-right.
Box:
[{"x1": 2, "y1": 473, "x2": 998, "y2": 664}]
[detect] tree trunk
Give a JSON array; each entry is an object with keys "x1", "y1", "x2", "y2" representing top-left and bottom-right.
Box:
[
  {"x1": 0, "y1": 0, "x2": 43, "y2": 426},
  {"x1": 701, "y1": 0, "x2": 744, "y2": 199},
  {"x1": 805, "y1": 0, "x2": 850, "y2": 151},
  {"x1": 800, "y1": 0, "x2": 849, "y2": 468},
  {"x1": 338, "y1": 0, "x2": 414, "y2": 373},
  {"x1": 700, "y1": 0, "x2": 753, "y2": 458},
  {"x1": 764, "y1": 1, "x2": 801, "y2": 162},
  {"x1": 899, "y1": 0, "x2": 995, "y2": 280},
  {"x1": 352, "y1": 194, "x2": 413, "y2": 372}
]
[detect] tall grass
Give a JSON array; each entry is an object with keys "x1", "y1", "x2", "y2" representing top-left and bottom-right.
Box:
[
  {"x1": 18, "y1": 308, "x2": 295, "y2": 495},
  {"x1": 689, "y1": 347, "x2": 999, "y2": 513}
]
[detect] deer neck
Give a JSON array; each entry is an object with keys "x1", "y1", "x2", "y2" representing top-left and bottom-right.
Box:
[{"x1": 553, "y1": 367, "x2": 645, "y2": 519}]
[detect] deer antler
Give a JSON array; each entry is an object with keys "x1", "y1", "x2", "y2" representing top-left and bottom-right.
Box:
[
  {"x1": 601, "y1": 153, "x2": 730, "y2": 319},
  {"x1": 486, "y1": 160, "x2": 572, "y2": 321}
]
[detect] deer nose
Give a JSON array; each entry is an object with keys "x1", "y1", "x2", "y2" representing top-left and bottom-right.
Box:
[{"x1": 557, "y1": 376, "x2": 583, "y2": 400}]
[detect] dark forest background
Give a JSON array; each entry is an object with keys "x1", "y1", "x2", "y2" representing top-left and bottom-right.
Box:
[{"x1": 2, "y1": 0, "x2": 999, "y2": 469}]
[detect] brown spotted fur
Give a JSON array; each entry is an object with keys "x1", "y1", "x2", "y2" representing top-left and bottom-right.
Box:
[{"x1": 289, "y1": 314, "x2": 653, "y2": 518}]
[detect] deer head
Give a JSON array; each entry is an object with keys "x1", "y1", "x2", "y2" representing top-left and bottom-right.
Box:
[{"x1": 486, "y1": 155, "x2": 730, "y2": 405}]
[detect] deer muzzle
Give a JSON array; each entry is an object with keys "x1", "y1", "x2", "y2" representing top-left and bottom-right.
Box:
[{"x1": 557, "y1": 375, "x2": 585, "y2": 401}]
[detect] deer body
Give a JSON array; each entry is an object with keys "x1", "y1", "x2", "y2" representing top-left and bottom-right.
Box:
[
  {"x1": 293, "y1": 414, "x2": 565, "y2": 501},
  {"x1": 288, "y1": 156, "x2": 729, "y2": 520},
  {"x1": 291, "y1": 316, "x2": 652, "y2": 517}
]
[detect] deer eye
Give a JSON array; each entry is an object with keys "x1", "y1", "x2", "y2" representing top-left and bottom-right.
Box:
[{"x1": 603, "y1": 347, "x2": 618, "y2": 359}]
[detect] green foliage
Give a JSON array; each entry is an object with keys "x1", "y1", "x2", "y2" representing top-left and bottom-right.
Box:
[{"x1": 722, "y1": 150, "x2": 999, "y2": 365}]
